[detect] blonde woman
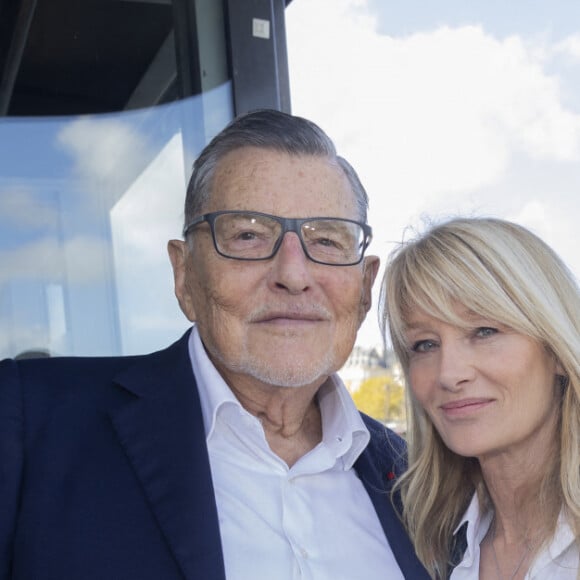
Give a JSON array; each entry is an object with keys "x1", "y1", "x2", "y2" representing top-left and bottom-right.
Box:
[{"x1": 380, "y1": 217, "x2": 580, "y2": 579}]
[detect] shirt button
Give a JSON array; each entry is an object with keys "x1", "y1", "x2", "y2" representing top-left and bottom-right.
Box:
[{"x1": 299, "y1": 548, "x2": 309, "y2": 559}]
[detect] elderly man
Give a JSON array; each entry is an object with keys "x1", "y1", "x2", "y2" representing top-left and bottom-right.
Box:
[{"x1": 0, "y1": 110, "x2": 428, "y2": 579}]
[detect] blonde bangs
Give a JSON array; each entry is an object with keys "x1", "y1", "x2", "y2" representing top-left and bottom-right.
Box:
[{"x1": 382, "y1": 224, "x2": 533, "y2": 363}]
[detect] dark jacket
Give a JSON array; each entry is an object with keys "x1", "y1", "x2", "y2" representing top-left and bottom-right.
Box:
[{"x1": 0, "y1": 331, "x2": 429, "y2": 579}]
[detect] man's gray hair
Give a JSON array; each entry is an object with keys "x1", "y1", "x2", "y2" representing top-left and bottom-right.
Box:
[{"x1": 184, "y1": 109, "x2": 369, "y2": 227}]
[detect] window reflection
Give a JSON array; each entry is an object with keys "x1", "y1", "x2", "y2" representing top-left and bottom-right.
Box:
[
  {"x1": 1, "y1": 87, "x2": 233, "y2": 358},
  {"x1": 0, "y1": 0, "x2": 234, "y2": 358}
]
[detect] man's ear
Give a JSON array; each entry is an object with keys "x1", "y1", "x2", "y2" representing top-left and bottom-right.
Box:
[
  {"x1": 360, "y1": 255, "x2": 380, "y2": 320},
  {"x1": 167, "y1": 239, "x2": 197, "y2": 321}
]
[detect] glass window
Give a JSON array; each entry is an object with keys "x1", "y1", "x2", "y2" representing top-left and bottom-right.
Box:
[{"x1": 0, "y1": 0, "x2": 233, "y2": 358}]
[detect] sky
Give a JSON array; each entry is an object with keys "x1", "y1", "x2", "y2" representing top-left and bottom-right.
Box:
[{"x1": 285, "y1": 0, "x2": 580, "y2": 349}]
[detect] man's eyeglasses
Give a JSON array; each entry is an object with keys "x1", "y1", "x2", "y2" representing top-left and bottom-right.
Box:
[{"x1": 183, "y1": 210, "x2": 373, "y2": 266}]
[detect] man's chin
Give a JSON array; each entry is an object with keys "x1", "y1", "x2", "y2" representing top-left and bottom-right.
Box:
[{"x1": 239, "y1": 354, "x2": 337, "y2": 389}]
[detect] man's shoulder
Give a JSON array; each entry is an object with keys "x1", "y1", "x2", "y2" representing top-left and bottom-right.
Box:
[
  {"x1": 360, "y1": 413, "x2": 406, "y2": 451},
  {"x1": 3, "y1": 332, "x2": 190, "y2": 378},
  {"x1": 359, "y1": 412, "x2": 407, "y2": 471},
  {"x1": 0, "y1": 331, "x2": 191, "y2": 403},
  {"x1": 2, "y1": 350, "x2": 147, "y2": 387}
]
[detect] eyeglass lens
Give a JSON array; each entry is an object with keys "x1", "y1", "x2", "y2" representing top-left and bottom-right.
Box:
[{"x1": 213, "y1": 213, "x2": 365, "y2": 264}]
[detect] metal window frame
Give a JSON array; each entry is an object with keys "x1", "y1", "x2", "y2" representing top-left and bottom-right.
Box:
[{"x1": 224, "y1": 0, "x2": 291, "y2": 114}]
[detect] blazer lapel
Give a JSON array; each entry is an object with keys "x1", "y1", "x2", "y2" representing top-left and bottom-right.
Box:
[
  {"x1": 355, "y1": 417, "x2": 430, "y2": 579},
  {"x1": 109, "y1": 333, "x2": 226, "y2": 580}
]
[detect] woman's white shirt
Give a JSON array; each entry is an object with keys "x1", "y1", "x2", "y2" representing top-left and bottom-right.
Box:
[{"x1": 450, "y1": 494, "x2": 579, "y2": 579}]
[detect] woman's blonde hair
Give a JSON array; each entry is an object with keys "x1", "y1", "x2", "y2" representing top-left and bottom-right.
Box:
[{"x1": 380, "y1": 217, "x2": 580, "y2": 577}]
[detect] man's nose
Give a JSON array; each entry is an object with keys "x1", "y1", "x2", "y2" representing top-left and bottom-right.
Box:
[{"x1": 268, "y1": 232, "x2": 313, "y2": 294}]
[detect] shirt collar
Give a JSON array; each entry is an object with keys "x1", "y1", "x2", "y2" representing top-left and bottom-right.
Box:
[
  {"x1": 188, "y1": 324, "x2": 239, "y2": 440},
  {"x1": 453, "y1": 493, "x2": 493, "y2": 569},
  {"x1": 453, "y1": 493, "x2": 577, "y2": 570},
  {"x1": 187, "y1": 325, "x2": 370, "y2": 469},
  {"x1": 317, "y1": 374, "x2": 370, "y2": 469},
  {"x1": 538, "y1": 510, "x2": 577, "y2": 565}
]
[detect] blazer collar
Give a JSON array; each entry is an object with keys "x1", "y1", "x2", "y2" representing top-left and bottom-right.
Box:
[{"x1": 109, "y1": 331, "x2": 226, "y2": 580}]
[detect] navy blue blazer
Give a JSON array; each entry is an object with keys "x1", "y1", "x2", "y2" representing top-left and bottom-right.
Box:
[{"x1": 0, "y1": 332, "x2": 429, "y2": 580}]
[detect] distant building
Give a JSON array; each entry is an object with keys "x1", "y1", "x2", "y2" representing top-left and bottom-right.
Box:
[
  {"x1": 341, "y1": 344, "x2": 398, "y2": 393},
  {"x1": 341, "y1": 344, "x2": 407, "y2": 434}
]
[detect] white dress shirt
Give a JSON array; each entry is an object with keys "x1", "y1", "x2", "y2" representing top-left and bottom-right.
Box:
[
  {"x1": 451, "y1": 493, "x2": 579, "y2": 579},
  {"x1": 188, "y1": 325, "x2": 404, "y2": 580}
]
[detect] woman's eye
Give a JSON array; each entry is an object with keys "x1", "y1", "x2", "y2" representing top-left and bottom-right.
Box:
[
  {"x1": 475, "y1": 327, "x2": 498, "y2": 338},
  {"x1": 411, "y1": 339, "x2": 438, "y2": 353}
]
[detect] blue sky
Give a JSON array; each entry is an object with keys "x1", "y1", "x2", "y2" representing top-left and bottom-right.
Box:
[
  {"x1": 286, "y1": 0, "x2": 580, "y2": 348},
  {"x1": 368, "y1": 0, "x2": 580, "y2": 38}
]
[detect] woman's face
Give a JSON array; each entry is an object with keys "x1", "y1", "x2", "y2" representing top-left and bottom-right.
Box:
[{"x1": 403, "y1": 304, "x2": 563, "y2": 460}]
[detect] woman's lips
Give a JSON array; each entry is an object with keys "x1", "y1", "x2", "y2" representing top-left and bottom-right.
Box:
[{"x1": 440, "y1": 398, "x2": 495, "y2": 418}]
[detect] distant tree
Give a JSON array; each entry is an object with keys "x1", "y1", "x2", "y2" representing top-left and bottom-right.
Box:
[{"x1": 351, "y1": 375, "x2": 406, "y2": 425}]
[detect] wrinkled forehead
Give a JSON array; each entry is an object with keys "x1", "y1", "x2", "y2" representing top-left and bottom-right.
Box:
[{"x1": 208, "y1": 148, "x2": 359, "y2": 218}]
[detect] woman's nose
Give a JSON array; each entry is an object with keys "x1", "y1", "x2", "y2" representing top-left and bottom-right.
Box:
[{"x1": 437, "y1": 340, "x2": 476, "y2": 391}]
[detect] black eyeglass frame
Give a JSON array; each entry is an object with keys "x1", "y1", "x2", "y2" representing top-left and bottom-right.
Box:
[{"x1": 182, "y1": 210, "x2": 373, "y2": 266}]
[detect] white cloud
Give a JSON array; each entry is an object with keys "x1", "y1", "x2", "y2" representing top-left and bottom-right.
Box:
[
  {"x1": 109, "y1": 133, "x2": 189, "y2": 354},
  {"x1": 287, "y1": 7, "x2": 580, "y2": 202},
  {"x1": 0, "y1": 186, "x2": 59, "y2": 229},
  {"x1": 553, "y1": 34, "x2": 580, "y2": 60},
  {"x1": 510, "y1": 200, "x2": 579, "y2": 282},
  {"x1": 56, "y1": 116, "x2": 156, "y2": 198},
  {"x1": 110, "y1": 133, "x2": 185, "y2": 257},
  {"x1": 287, "y1": 0, "x2": 580, "y2": 347},
  {"x1": 0, "y1": 235, "x2": 109, "y2": 285}
]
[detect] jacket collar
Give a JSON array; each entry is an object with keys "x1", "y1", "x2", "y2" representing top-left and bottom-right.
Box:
[{"x1": 109, "y1": 331, "x2": 226, "y2": 580}]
